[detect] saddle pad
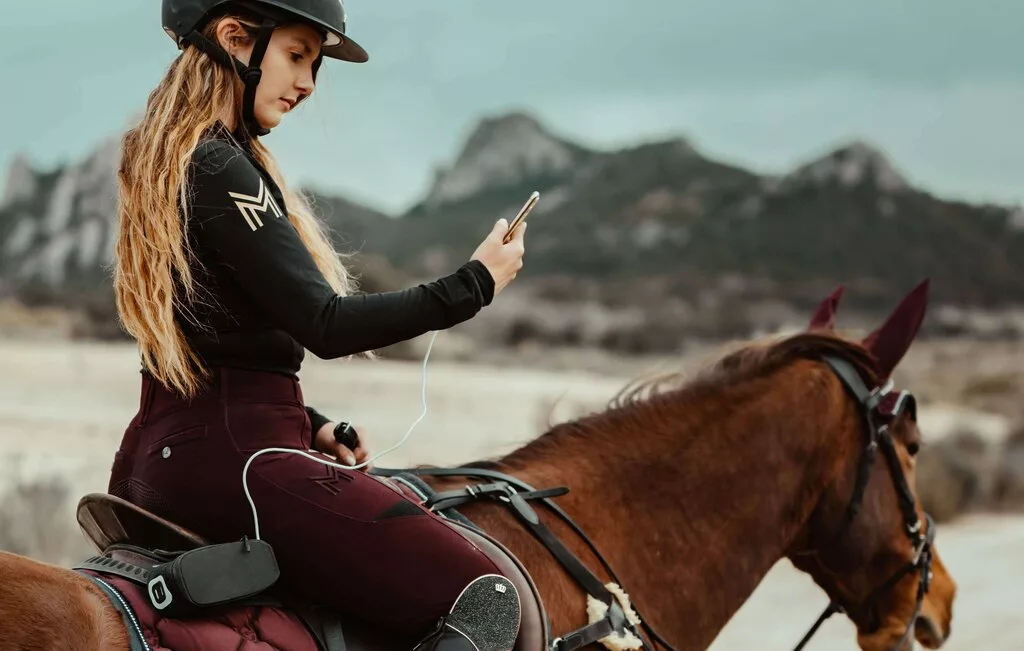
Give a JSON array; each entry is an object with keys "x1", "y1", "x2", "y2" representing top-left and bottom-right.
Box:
[{"x1": 79, "y1": 570, "x2": 320, "y2": 651}]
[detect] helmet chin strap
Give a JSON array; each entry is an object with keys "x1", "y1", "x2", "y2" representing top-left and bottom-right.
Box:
[{"x1": 181, "y1": 18, "x2": 277, "y2": 138}]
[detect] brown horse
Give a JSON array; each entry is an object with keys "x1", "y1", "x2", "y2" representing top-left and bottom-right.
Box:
[{"x1": 0, "y1": 280, "x2": 956, "y2": 651}]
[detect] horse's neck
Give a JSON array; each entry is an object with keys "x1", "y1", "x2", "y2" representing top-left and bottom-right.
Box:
[{"x1": 459, "y1": 367, "x2": 835, "y2": 650}]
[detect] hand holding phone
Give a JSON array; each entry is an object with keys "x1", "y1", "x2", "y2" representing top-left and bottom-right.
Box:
[
  {"x1": 503, "y1": 191, "x2": 539, "y2": 244},
  {"x1": 470, "y1": 191, "x2": 539, "y2": 297}
]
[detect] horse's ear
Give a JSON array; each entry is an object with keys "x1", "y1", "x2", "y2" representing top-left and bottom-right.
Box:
[
  {"x1": 807, "y1": 285, "x2": 845, "y2": 330},
  {"x1": 862, "y1": 279, "x2": 930, "y2": 378}
]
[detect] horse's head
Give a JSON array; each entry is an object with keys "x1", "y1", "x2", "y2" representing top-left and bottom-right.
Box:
[{"x1": 788, "y1": 280, "x2": 956, "y2": 651}]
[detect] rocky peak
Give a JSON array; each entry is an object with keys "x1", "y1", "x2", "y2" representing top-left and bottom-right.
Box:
[
  {"x1": 785, "y1": 140, "x2": 910, "y2": 193},
  {"x1": 1, "y1": 154, "x2": 38, "y2": 211},
  {"x1": 423, "y1": 111, "x2": 590, "y2": 207},
  {"x1": 0, "y1": 137, "x2": 120, "y2": 287}
]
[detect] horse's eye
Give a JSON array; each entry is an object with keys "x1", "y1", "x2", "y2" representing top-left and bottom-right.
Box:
[{"x1": 907, "y1": 442, "x2": 920, "y2": 456}]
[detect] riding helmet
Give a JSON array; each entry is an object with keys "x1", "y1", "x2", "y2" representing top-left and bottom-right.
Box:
[{"x1": 160, "y1": 0, "x2": 368, "y2": 135}]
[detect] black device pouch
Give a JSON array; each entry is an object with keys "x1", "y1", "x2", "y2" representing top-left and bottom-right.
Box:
[{"x1": 145, "y1": 538, "x2": 280, "y2": 617}]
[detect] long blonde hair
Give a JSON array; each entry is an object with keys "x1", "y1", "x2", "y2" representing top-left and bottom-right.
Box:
[{"x1": 114, "y1": 12, "x2": 359, "y2": 398}]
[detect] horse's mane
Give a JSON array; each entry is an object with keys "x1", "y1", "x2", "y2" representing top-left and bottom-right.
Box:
[
  {"x1": 470, "y1": 330, "x2": 882, "y2": 472},
  {"x1": 609, "y1": 330, "x2": 881, "y2": 408}
]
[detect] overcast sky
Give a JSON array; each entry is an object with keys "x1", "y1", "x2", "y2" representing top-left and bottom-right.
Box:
[{"x1": 1, "y1": 0, "x2": 1020, "y2": 213}]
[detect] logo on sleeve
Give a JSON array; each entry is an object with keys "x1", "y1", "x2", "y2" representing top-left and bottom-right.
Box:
[{"x1": 228, "y1": 178, "x2": 284, "y2": 231}]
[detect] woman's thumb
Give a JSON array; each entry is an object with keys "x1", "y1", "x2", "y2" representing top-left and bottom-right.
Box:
[{"x1": 493, "y1": 218, "x2": 509, "y2": 235}]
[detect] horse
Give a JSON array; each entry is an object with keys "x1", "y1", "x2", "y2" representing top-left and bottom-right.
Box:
[{"x1": 0, "y1": 279, "x2": 956, "y2": 651}]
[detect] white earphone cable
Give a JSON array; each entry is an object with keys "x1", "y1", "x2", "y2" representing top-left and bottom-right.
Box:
[{"x1": 241, "y1": 330, "x2": 439, "y2": 540}]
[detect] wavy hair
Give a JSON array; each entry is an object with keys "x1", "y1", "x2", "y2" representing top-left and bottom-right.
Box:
[{"x1": 114, "y1": 10, "x2": 359, "y2": 398}]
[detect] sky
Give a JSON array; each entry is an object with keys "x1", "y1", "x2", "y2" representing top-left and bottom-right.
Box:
[{"x1": 1, "y1": 0, "x2": 1021, "y2": 214}]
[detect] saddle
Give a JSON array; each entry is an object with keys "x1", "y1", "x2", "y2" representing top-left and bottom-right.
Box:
[{"x1": 74, "y1": 481, "x2": 548, "y2": 651}]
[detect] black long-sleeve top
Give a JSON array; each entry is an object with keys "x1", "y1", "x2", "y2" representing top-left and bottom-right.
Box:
[{"x1": 174, "y1": 125, "x2": 494, "y2": 431}]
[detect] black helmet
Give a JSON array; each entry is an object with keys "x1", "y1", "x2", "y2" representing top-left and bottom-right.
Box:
[
  {"x1": 162, "y1": 0, "x2": 368, "y2": 63},
  {"x1": 160, "y1": 0, "x2": 368, "y2": 135}
]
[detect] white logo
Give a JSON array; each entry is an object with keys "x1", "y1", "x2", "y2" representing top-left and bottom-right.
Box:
[
  {"x1": 228, "y1": 178, "x2": 284, "y2": 231},
  {"x1": 495, "y1": 583, "x2": 507, "y2": 593},
  {"x1": 147, "y1": 575, "x2": 174, "y2": 610}
]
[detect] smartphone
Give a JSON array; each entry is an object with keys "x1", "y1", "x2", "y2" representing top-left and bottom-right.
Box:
[{"x1": 503, "y1": 191, "x2": 540, "y2": 244}]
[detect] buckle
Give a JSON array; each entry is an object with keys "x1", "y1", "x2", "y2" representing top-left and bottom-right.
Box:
[
  {"x1": 863, "y1": 378, "x2": 894, "y2": 411},
  {"x1": 908, "y1": 522, "x2": 928, "y2": 565},
  {"x1": 871, "y1": 378, "x2": 895, "y2": 398},
  {"x1": 464, "y1": 482, "x2": 508, "y2": 498},
  {"x1": 496, "y1": 484, "x2": 518, "y2": 503}
]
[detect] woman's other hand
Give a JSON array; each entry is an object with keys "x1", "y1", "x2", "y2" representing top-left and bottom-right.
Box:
[{"x1": 313, "y1": 421, "x2": 371, "y2": 470}]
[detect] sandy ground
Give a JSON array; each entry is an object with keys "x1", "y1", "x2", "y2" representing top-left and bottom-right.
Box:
[
  {"x1": 713, "y1": 513, "x2": 1024, "y2": 650},
  {"x1": 0, "y1": 337, "x2": 1021, "y2": 650}
]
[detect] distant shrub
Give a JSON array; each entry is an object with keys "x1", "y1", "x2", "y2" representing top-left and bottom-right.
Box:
[{"x1": 960, "y1": 373, "x2": 1019, "y2": 399}]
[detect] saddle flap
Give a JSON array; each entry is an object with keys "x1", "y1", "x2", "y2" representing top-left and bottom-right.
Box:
[
  {"x1": 449, "y1": 521, "x2": 548, "y2": 651},
  {"x1": 77, "y1": 492, "x2": 207, "y2": 553}
]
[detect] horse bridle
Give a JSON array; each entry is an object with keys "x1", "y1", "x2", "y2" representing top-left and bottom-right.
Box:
[{"x1": 792, "y1": 355, "x2": 936, "y2": 651}]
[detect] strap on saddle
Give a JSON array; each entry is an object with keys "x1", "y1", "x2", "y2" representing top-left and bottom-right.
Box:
[
  {"x1": 76, "y1": 538, "x2": 280, "y2": 618},
  {"x1": 425, "y1": 482, "x2": 568, "y2": 516},
  {"x1": 389, "y1": 472, "x2": 481, "y2": 531},
  {"x1": 373, "y1": 467, "x2": 659, "y2": 651}
]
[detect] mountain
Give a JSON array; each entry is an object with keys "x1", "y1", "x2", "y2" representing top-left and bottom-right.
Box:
[
  {"x1": 421, "y1": 111, "x2": 595, "y2": 209},
  {"x1": 382, "y1": 115, "x2": 762, "y2": 283},
  {"x1": 779, "y1": 140, "x2": 910, "y2": 193},
  {"x1": 0, "y1": 140, "x2": 119, "y2": 304},
  {"x1": 2, "y1": 111, "x2": 1023, "y2": 348},
  {"x1": 376, "y1": 114, "x2": 1024, "y2": 311}
]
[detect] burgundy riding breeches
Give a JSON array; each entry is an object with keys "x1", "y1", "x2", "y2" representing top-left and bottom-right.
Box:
[{"x1": 107, "y1": 368, "x2": 503, "y2": 634}]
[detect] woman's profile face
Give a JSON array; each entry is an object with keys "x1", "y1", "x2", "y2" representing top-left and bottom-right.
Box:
[{"x1": 218, "y1": 19, "x2": 323, "y2": 130}]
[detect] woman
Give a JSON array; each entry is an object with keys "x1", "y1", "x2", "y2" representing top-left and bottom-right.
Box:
[{"x1": 108, "y1": 1, "x2": 527, "y2": 648}]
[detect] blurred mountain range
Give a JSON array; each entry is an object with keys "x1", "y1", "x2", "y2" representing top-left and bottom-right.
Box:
[{"x1": 3, "y1": 111, "x2": 1024, "y2": 350}]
